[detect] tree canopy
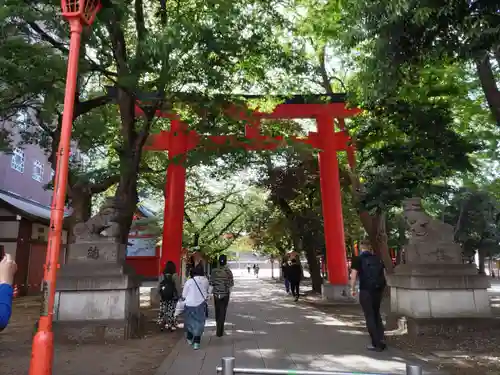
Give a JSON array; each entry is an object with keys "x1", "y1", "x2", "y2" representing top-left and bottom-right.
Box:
[{"x1": 1, "y1": 0, "x2": 499, "y2": 283}]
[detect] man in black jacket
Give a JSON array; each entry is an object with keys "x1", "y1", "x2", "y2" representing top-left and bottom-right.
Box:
[
  {"x1": 350, "y1": 240, "x2": 387, "y2": 352},
  {"x1": 287, "y1": 258, "x2": 302, "y2": 302}
]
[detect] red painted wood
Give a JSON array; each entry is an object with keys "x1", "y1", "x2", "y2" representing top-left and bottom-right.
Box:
[
  {"x1": 160, "y1": 120, "x2": 187, "y2": 272},
  {"x1": 317, "y1": 115, "x2": 349, "y2": 285},
  {"x1": 138, "y1": 99, "x2": 362, "y2": 285},
  {"x1": 125, "y1": 247, "x2": 160, "y2": 278},
  {"x1": 142, "y1": 101, "x2": 360, "y2": 152}
]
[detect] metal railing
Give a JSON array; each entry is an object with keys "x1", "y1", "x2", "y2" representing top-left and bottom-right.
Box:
[{"x1": 217, "y1": 357, "x2": 423, "y2": 375}]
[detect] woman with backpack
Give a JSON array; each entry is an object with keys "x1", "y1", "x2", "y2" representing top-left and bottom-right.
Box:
[{"x1": 157, "y1": 261, "x2": 182, "y2": 331}]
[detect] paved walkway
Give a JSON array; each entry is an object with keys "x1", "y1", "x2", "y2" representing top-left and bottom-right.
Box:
[{"x1": 155, "y1": 275, "x2": 428, "y2": 375}]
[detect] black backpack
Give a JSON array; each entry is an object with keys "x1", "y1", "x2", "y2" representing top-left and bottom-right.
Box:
[
  {"x1": 360, "y1": 254, "x2": 386, "y2": 290},
  {"x1": 159, "y1": 274, "x2": 178, "y2": 301}
]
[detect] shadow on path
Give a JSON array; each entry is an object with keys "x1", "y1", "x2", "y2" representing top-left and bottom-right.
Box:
[{"x1": 155, "y1": 276, "x2": 437, "y2": 375}]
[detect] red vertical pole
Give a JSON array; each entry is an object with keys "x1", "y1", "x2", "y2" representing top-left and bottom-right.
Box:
[
  {"x1": 317, "y1": 115, "x2": 349, "y2": 285},
  {"x1": 160, "y1": 173, "x2": 172, "y2": 275},
  {"x1": 161, "y1": 120, "x2": 187, "y2": 273},
  {"x1": 29, "y1": 19, "x2": 83, "y2": 375}
]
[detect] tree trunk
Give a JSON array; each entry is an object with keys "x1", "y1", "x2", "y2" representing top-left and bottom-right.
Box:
[
  {"x1": 397, "y1": 216, "x2": 406, "y2": 249},
  {"x1": 478, "y1": 250, "x2": 486, "y2": 275},
  {"x1": 345, "y1": 171, "x2": 394, "y2": 272},
  {"x1": 115, "y1": 168, "x2": 139, "y2": 245},
  {"x1": 372, "y1": 211, "x2": 394, "y2": 272},
  {"x1": 67, "y1": 189, "x2": 92, "y2": 244},
  {"x1": 303, "y1": 244, "x2": 322, "y2": 293},
  {"x1": 357, "y1": 210, "x2": 394, "y2": 272},
  {"x1": 475, "y1": 55, "x2": 500, "y2": 126},
  {"x1": 66, "y1": 175, "x2": 120, "y2": 244},
  {"x1": 113, "y1": 81, "x2": 149, "y2": 245}
]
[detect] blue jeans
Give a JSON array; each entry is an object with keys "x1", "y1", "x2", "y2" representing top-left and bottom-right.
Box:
[
  {"x1": 284, "y1": 278, "x2": 290, "y2": 293},
  {"x1": 184, "y1": 303, "x2": 206, "y2": 343}
]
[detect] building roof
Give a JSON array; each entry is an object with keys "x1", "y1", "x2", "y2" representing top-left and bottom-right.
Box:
[{"x1": 0, "y1": 190, "x2": 71, "y2": 223}]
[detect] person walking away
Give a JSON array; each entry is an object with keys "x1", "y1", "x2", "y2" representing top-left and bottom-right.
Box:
[
  {"x1": 247, "y1": 264, "x2": 251, "y2": 274},
  {"x1": 254, "y1": 264, "x2": 260, "y2": 277},
  {"x1": 281, "y1": 261, "x2": 290, "y2": 294},
  {"x1": 181, "y1": 264, "x2": 211, "y2": 350},
  {"x1": 350, "y1": 240, "x2": 387, "y2": 352},
  {"x1": 0, "y1": 253, "x2": 17, "y2": 330},
  {"x1": 210, "y1": 254, "x2": 234, "y2": 337},
  {"x1": 287, "y1": 258, "x2": 302, "y2": 301},
  {"x1": 157, "y1": 261, "x2": 182, "y2": 331}
]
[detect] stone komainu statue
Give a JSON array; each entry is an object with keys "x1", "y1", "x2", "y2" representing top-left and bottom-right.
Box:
[
  {"x1": 73, "y1": 197, "x2": 121, "y2": 242},
  {"x1": 402, "y1": 197, "x2": 462, "y2": 264}
]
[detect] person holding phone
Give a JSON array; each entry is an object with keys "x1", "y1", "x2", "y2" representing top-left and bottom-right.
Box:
[{"x1": 0, "y1": 254, "x2": 18, "y2": 330}]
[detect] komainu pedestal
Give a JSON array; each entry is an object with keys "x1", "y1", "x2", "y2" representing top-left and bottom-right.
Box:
[
  {"x1": 54, "y1": 198, "x2": 142, "y2": 343},
  {"x1": 387, "y1": 198, "x2": 492, "y2": 336},
  {"x1": 322, "y1": 284, "x2": 356, "y2": 304}
]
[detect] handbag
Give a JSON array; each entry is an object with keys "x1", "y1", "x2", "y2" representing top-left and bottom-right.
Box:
[
  {"x1": 174, "y1": 298, "x2": 185, "y2": 317},
  {"x1": 193, "y1": 277, "x2": 209, "y2": 318}
]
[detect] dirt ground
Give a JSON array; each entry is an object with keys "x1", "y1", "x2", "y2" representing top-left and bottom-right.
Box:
[
  {"x1": 303, "y1": 291, "x2": 500, "y2": 375},
  {"x1": 0, "y1": 294, "x2": 181, "y2": 375}
]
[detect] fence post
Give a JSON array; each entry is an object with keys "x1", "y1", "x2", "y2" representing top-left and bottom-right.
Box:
[
  {"x1": 221, "y1": 357, "x2": 235, "y2": 375},
  {"x1": 406, "y1": 363, "x2": 422, "y2": 375}
]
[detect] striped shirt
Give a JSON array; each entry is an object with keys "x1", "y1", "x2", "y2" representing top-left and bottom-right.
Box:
[{"x1": 209, "y1": 266, "x2": 234, "y2": 296}]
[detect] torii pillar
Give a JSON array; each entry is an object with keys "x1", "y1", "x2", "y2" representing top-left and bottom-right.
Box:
[
  {"x1": 316, "y1": 114, "x2": 350, "y2": 301},
  {"x1": 160, "y1": 120, "x2": 187, "y2": 273}
]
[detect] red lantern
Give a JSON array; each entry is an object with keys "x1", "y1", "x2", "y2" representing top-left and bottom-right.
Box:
[{"x1": 61, "y1": 0, "x2": 102, "y2": 26}]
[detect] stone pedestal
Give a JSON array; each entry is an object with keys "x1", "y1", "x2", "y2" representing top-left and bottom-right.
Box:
[
  {"x1": 150, "y1": 287, "x2": 160, "y2": 308},
  {"x1": 54, "y1": 241, "x2": 143, "y2": 343},
  {"x1": 322, "y1": 283, "x2": 356, "y2": 303},
  {"x1": 388, "y1": 197, "x2": 497, "y2": 336},
  {"x1": 388, "y1": 263, "x2": 492, "y2": 335}
]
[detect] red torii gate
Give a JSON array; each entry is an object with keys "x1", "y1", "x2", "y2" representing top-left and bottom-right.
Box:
[{"x1": 140, "y1": 95, "x2": 360, "y2": 287}]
